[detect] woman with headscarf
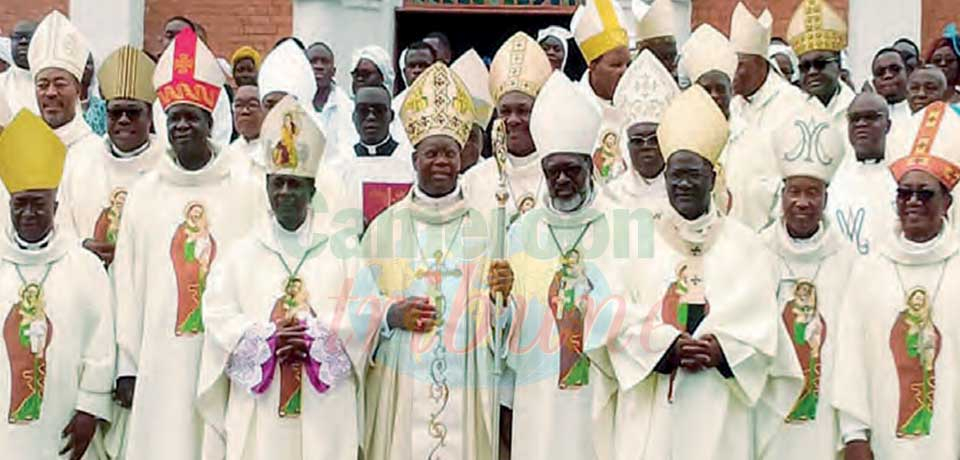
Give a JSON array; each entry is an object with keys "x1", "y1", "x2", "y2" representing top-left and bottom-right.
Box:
[
  {"x1": 537, "y1": 26, "x2": 573, "y2": 72},
  {"x1": 927, "y1": 23, "x2": 960, "y2": 103}
]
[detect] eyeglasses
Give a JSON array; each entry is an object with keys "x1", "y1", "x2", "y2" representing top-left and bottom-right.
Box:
[
  {"x1": 896, "y1": 187, "x2": 937, "y2": 203},
  {"x1": 798, "y1": 57, "x2": 839, "y2": 73}
]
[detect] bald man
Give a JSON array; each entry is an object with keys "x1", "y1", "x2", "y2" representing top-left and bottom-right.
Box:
[{"x1": 827, "y1": 91, "x2": 896, "y2": 256}]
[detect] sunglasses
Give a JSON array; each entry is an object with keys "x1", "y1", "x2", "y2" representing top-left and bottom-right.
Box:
[
  {"x1": 798, "y1": 57, "x2": 839, "y2": 73},
  {"x1": 896, "y1": 187, "x2": 937, "y2": 203},
  {"x1": 107, "y1": 107, "x2": 145, "y2": 121}
]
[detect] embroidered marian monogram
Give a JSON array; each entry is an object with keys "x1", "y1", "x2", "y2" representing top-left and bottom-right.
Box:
[{"x1": 784, "y1": 119, "x2": 834, "y2": 165}]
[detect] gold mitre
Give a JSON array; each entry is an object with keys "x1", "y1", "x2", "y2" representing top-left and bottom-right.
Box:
[
  {"x1": 400, "y1": 62, "x2": 475, "y2": 148},
  {"x1": 98, "y1": 46, "x2": 157, "y2": 103},
  {"x1": 489, "y1": 32, "x2": 553, "y2": 104},
  {"x1": 0, "y1": 110, "x2": 67, "y2": 194},
  {"x1": 788, "y1": 0, "x2": 848, "y2": 57},
  {"x1": 572, "y1": 0, "x2": 630, "y2": 63},
  {"x1": 452, "y1": 49, "x2": 494, "y2": 128},
  {"x1": 657, "y1": 85, "x2": 729, "y2": 166}
]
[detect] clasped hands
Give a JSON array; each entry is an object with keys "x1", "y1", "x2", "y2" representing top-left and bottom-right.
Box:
[{"x1": 672, "y1": 332, "x2": 726, "y2": 373}]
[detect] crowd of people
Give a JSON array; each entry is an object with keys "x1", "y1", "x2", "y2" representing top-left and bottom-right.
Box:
[{"x1": 0, "y1": 0, "x2": 960, "y2": 458}]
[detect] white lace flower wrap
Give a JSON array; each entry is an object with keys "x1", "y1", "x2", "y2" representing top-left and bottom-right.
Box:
[
  {"x1": 307, "y1": 318, "x2": 353, "y2": 386},
  {"x1": 225, "y1": 322, "x2": 277, "y2": 392}
]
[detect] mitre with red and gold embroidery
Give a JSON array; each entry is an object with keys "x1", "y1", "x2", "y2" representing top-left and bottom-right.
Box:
[
  {"x1": 890, "y1": 102, "x2": 960, "y2": 191},
  {"x1": 153, "y1": 28, "x2": 226, "y2": 113}
]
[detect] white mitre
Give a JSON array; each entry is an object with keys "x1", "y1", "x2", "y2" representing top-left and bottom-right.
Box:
[
  {"x1": 773, "y1": 101, "x2": 845, "y2": 183},
  {"x1": 258, "y1": 40, "x2": 318, "y2": 110},
  {"x1": 632, "y1": 0, "x2": 678, "y2": 42},
  {"x1": 531, "y1": 72, "x2": 602, "y2": 156},
  {"x1": 28, "y1": 10, "x2": 89, "y2": 82},
  {"x1": 680, "y1": 24, "x2": 737, "y2": 82},
  {"x1": 730, "y1": 2, "x2": 773, "y2": 56},
  {"x1": 614, "y1": 49, "x2": 679, "y2": 126},
  {"x1": 260, "y1": 95, "x2": 326, "y2": 179}
]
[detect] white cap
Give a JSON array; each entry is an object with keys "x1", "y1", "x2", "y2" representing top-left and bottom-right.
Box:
[
  {"x1": 680, "y1": 24, "x2": 737, "y2": 82},
  {"x1": 260, "y1": 95, "x2": 326, "y2": 179},
  {"x1": 531, "y1": 72, "x2": 602, "y2": 156},
  {"x1": 28, "y1": 10, "x2": 89, "y2": 83},
  {"x1": 614, "y1": 49, "x2": 679, "y2": 125},
  {"x1": 258, "y1": 41, "x2": 317, "y2": 110},
  {"x1": 730, "y1": 2, "x2": 772, "y2": 56},
  {"x1": 632, "y1": 0, "x2": 677, "y2": 42},
  {"x1": 773, "y1": 101, "x2": 844, "y2": 183}
]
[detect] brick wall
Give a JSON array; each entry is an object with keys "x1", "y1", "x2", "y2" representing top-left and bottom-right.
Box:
[
  {"x1": 692, "y1": 0, "x2": 848, "y2": 40},
  {"x1": 0, "y1": 1, "x2": 68, "y2": 34},
  {"x1": 143, "y1": 0, "x2": 292, "y2": 59},
  {"x1": 921, "y1": 0, "x2": 958, "y2": 56}
]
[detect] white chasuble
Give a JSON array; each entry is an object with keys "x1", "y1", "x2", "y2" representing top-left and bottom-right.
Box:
[
  {"x1": 360, "y1": 191, "x2": 500, "y2": 460},
  {"x1": 725, "y1": 74, "x2": 808, "y2": 231},
  {"x1": 601, "y1": 170, "x2": 667, "y2": 215},
  {"x1": 642, "y1": 208, "x2": 788, "y2": 460},
  {"x1": 833, "y1": 222, "x2": 960, "y2": 459},
  {"x1": 197, "y1": 216, "x2": 366, "y2": 460},
  {"x1": 0, "y1": 233, "x2": 114, "y2": 459},
  {"x1": 59, "y1": 137, "x2": 163, "y2": 242},
  {"x1": 0, "y1": 67, "x2": 39, "y2": 117},
  {"x1": 112, "y1": 148, "x2": 258, "y2": 460},
  {"x1": 826, "y1": 160, "x2": 897, "y2": 256},
  {"x1": 758, "y1": 219, "x2": 855, "y2": 460},
  {"x1": 505, "y1": 202, "x2": 629, "y2": 460},
  {"x1": 462, "y1": 151, "x2": 545, "y2": 227}
]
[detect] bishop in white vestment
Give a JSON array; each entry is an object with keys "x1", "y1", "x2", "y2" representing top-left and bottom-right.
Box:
[
  {"x1": 0, "y1": 111, "x2": 115, "y2": 460},
  {"x1": 112, "y1": 29, "x2": 258, "y2": 460},
  {"x1": 833, "y1": 100, "x2": 960, "y2": 460},
  {"x1": 726, "y1": 3, "x2": 809, "y2": 231},
  {"x1": 757, "y1": 105, "x2": 852, "y2": 460},
  {"x1": 361, "y1": 62, "x2": 505, "y2": 460},
  {"x1": 625, "y1": 87, "x2": 786, "y2": 460},
  {"x1": 197, "y1": 97, "x2": 365, "y2": 460},
  {"x1": 504, "y1": 72, "x2": 628, "y2": 460},
  {"x1": 603, "y1": 50, "x2": 679, "y2": 213}
]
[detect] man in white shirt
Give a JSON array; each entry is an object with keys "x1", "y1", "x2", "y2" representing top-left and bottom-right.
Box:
[{"x1": 0, "y1": 20, "x2": 38, "y2": 117}]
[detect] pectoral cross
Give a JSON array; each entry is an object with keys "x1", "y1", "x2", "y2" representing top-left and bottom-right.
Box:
[{"x1": 414, "y1": 250, "x2": 462, "y2": 317}]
